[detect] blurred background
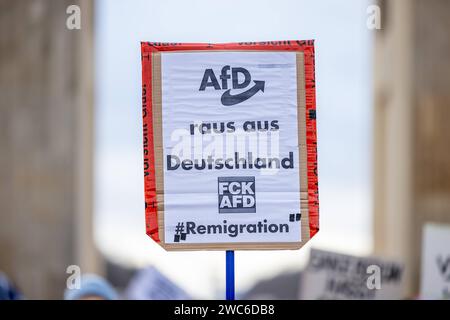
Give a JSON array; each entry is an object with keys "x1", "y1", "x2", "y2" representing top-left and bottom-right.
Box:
[{"x1": 0, "y1": 0, "x2": 449, "y2": 299}]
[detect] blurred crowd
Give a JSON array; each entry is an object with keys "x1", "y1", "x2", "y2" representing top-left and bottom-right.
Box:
[
  {"x1": 0, "y1": 265, "x2": 191, "y2": 300},
  {"x1": 0, "y1": 271, "x2": 117, "y2": 300}
]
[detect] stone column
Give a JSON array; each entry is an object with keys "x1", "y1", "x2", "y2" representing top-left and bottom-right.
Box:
[
  {"x1": 0, "y1": 0, "x2": 100, "y2": 299},
  {"x1": 373, "y1": 0, "x2": 450, "y2": 296}
]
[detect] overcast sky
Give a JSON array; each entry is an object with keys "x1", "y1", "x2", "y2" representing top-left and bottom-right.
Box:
[{"x1": 94, "y1": 0, "x2": 373, "y2": 298}]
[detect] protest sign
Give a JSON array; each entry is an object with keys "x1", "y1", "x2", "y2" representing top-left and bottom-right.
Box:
[
  {"x1": 125, "y1": 266, "x2": 191, "y2": 300},
  {"x1": 141, "y1": 41, "x2": 318, "y2": 250},
  {"x1": 420, "y1": 223, "x2": 450, "y2": 299},
  {"x1": 298, "y1": 249, "x2": 405, "y2": 299}
]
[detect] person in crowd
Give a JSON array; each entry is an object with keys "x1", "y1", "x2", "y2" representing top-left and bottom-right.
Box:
[
  {"x1": 0, "y1": 272, "x2": 23, "y2": 300},
  {"x1": 64, "y1": 274, "x2": 118, "y2": 300}
]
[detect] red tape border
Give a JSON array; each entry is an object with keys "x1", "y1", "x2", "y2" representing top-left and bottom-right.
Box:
[{"x1": 140, "y1": 40, "x2": 319, "y2": 242}]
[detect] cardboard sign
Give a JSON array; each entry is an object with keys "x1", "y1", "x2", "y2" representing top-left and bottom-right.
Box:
[
  {"x1": 125, "y1": 266, "x2": 191, "y2": 300},
  {"x1": 298, "y1": 249, "x2": 405, "y2": 300},
  {"x1": 420, "y1": 223, "x2": 450, "y2": 299},
  {"x1": 140, "y1": 41, "x2": 318, "y2": 250}
]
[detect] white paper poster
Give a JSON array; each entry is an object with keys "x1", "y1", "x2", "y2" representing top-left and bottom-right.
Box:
[
  {"x1": 420, "y1": 223, "x2": 450, "y2": 299},
  {"x1": 125, "y1": 267, "x2": 191, "y2": 300},
  {"x1": 160, "y1": 52, "x2": 301, "y2": 244},
  {"x1": 299, "y1": 249, "x2": 405, "y2": 300}
]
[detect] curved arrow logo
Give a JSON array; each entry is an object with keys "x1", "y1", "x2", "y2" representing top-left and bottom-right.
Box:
[{"x1": 221, "y1": 80, "x2": 265, "y2": 106}]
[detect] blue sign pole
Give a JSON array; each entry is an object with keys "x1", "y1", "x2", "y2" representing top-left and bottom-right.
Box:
[{"x1": 226, "y1": 250, "x2": 235, "y2": 300}]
